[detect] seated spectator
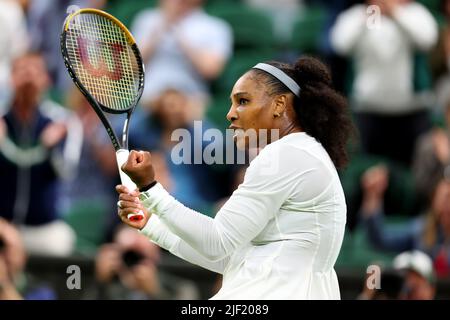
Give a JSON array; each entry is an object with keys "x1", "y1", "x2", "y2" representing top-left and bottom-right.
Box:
[
  {"x1": 357, "y1": 263, "x2": 405, "y2": 300},
  {"x1": 413, "y1": 99, "x2": 450, "y2": 207},
  {"x1": 331, "y1": 0, "x2": 438, "y2": 166},
  {"x1": 357, "y1": 250, "x2": 436, "y2": 300},
  {"x1": 86, "y1": 225, "x2": 199, "y2": 300},
  {"x1": 429, "y1": 0, "x2": 450, "y2": 110},
  {"x1": 128, "y1": 88, "x2": 234, "y2": 215},
  {"x1": 131, "y1": 0, "x2": 233, "y2": 121},
  {"x1": 359, "y1": 164, "x2": 450, "y2": 278},
  {"x1": 59, "y1": 87, "x2": 118, "y2": 252},
  {"x1": 0, "y1": 0, "x2": 28, "y2": 111},
  {"x1": 393, "y1": 250, "x2": 436, "y2": 300},
  {"x1": 371, "y1": 268, "x2": 405, "y2": 300},
  {"x1": 0, "y1": 218, "x2": 56, "y2": 300},
  {"x1": 0, "y1": 52, "x2": 82, "y2": 257}
]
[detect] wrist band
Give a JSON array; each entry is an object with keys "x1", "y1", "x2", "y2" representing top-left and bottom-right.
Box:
[{"x1": 139, "y1": 181, "x2": 157, "y2": 192}]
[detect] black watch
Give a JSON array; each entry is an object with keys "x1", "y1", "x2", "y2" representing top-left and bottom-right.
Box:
[{"x1": 139, "y1": 181, "x2": 157, "y2": 192}]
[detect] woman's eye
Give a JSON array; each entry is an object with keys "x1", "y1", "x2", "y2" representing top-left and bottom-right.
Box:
[{"x1": 239, "y1": 98, "x2": 248, "y2": 105}]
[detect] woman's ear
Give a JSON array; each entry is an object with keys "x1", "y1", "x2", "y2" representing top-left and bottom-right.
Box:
[{"x1": 272, "y1": 94, "x2": 288, "y2": 118}]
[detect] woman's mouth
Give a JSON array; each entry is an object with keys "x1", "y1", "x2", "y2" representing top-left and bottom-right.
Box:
[{"x1": 232, "y1": 128, "x2": 245, "y2": 140}]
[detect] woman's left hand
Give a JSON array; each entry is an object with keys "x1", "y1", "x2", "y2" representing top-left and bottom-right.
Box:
[{"x1": 116, "y1": 185, "x2": 151, "y2": 230}]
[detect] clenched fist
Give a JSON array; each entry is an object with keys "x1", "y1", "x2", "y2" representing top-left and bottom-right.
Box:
[{"x1": 121, "y1": 150, "x2": 155, "y2": 190}]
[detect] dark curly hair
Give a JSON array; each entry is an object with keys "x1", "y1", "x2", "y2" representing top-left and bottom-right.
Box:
[{"x1": 250, "y1": 56, "x2": 355, "y2": 169}]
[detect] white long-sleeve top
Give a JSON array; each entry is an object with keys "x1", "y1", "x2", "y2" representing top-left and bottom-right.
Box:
[
  {"x1": 330, "y1": 3, "x2": 437, "y2": 114},
  {"x1": 139, "y1": 132, "x2": 347, "y2": 299}
]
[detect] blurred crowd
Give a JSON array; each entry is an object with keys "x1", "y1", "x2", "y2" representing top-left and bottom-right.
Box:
[{"x1": 1, "y1": 0, "x2": 450, "y2": 300}]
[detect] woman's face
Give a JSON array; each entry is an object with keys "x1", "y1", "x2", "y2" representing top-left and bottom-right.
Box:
[
  {"x1": 11, "y1": 54, "x2": 50, "y2": 99},
  {"x1": 154, "y1": 90, "x2": 187, "y2": 130},
  {"x1": 227, "y1": 72, "x2": 277, "y2": 150}
]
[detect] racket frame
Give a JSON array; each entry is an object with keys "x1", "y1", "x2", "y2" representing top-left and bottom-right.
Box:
[
  {"x1": 60, "y1": 8, "x2": 145, "y2": 151},
  {"x1": 60, "y1": 8, "x2": 146, "y2": 221}
]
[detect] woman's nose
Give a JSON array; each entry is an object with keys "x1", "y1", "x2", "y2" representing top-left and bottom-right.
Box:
[{"x1": 226, "y1": 105, "x2": 238, "y2": 122}]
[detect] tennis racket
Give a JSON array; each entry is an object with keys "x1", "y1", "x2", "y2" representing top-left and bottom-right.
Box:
[{"x1": 61, "y1": 8, "x2": 145, "y2": 221}]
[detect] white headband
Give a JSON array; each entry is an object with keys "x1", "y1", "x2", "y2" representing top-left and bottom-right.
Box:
[{"x1": 252, "y1": 63, "x2": 301, "y2": 97}]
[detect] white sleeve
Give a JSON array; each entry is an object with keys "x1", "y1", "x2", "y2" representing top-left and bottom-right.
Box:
[
  {"x1": 139, "y1": 144, "x2": 325, "y2": 262},
  {"x1": 139, "y1": 215, "x2": 229, "y2": 274},
  {"x1": 330, "y1": 5, "x2": 367, "y2": 56},
  {"x1": 130, "y1": 10, "x2": 158, "y2": 48},
  {"x1": 195, "y1": 20, "x2": 233, "y2": 59},
  {"x1": 392, "y1": 3, "x2": 438, "y2": 51}
]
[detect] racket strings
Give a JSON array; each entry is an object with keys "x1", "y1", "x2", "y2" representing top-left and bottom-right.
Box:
[{"x1": 65, "y1": 13, "x2": 141, "y2": 112}]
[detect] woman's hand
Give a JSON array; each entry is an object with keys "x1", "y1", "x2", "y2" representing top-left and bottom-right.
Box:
[
  {"x1": 0, "y1": 118, "x2": 6, "y2": 144},
  {"x1": 432, "y1": 129, "x2": 450, "y2": 164},
  {"x1": 40, "y1": 122, "x2": 67, "y2": 149},
  {"x1": 121, "y1": 150, "x2": 155, "y2": 190},
  {"x1": 0, "y1": 257, "x2": 22, "y2": 300},
  {"x1": 360, "y1": 164, "x2": 389, "y2": 217},
  {"x1": 95, "y1": 244, "x2": 123, "y2": 283},
  {"x1": 116, "y1": 185, "x2": 151, "y2": 230}
]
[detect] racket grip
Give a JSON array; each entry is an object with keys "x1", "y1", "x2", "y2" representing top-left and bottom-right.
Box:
[{"x1": 116, "y1": 149, "x2": 144, "y2": 222}]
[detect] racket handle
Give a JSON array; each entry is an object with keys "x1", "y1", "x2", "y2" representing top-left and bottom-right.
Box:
[{"x1": 116, "y1": 149, "x2": 144, "y2": 222}]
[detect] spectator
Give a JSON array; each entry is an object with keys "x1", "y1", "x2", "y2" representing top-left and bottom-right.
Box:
[
  {"x1": 359, "y1": 164, "x2": 450, "y2": 278},
  {"x1": 0, "y1": 218, "x2": 57, "y2": 300},
  {"x1": 393, "y1": 250, "x2": 436, "y2": 300},
  {"x1": 59, "y1": 87, "x2": 119, "y2": 252},
  {"x1": 0, "y1": 53, "x2": 82, "y2": 257},
  {"x1": 429, "y1": 0, "x2": 450, "y2": 110},
  {"x1": 357, "y1": 251, "x2": 436, "y2": 300},
  {"x1": 413, "y1": 99, "x2": 450, "y2": 206},
  {"x1": 87, "y1": 225, "x2": 199, "y2": 300},
  {"x1": 244, "y1": 0, "x2": 303, "y2": 43},
  {"x1": 371, "y1": 268, "x2": 405, "y2": 300},
  {"x1": 331, "y1": 0, "x2": 438, "y2": 166},
  {"x1": 128, "y1": 88, "x2": 234, "y2": 215},
  {"x1": 0, "y1": 0, "x2": 29, "y2": 111},
  {"x1": 356, "y1": 261, "x2": 389, "y2": 300},
  {"x1": 131, "y1": 0, "x2": 233, "y2": 121}
]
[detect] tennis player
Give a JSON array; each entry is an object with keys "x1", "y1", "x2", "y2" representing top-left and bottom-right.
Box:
[{"x1": 116, "y1": 56, "x2": 354, "y2": 299}]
